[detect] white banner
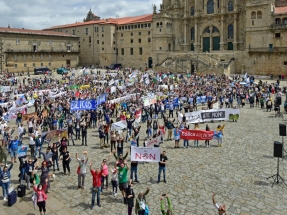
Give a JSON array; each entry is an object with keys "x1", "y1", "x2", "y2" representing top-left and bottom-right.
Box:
[
  {"x1": 0, "y1": 86, "x2": 11, "y2": 93},
  {"x1": 109, "y1": 93, "x2": 139, "y2": 104},
  {"x1": 109, "y1": 79, "x2": 115, "y2": 86},
  {"x1": 110, "y1": 86, "x2": 116, "y2": 93},
  {"x1": 178, "y1": 108, "x2": 240, "y2": 124},
  {"x1": 131, "y1": 147, "x2": 161, "y2": 162},
  {"x1": 145, "y1": 136, "x2": 161, "y2": 147},
  {"x1": 111, "y1": 120, "x2": 127, "y2": 131}
]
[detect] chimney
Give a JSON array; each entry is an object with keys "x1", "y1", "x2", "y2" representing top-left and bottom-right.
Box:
[{"x1": 8, "y1": 24, "x2": 10, "y2": 28}]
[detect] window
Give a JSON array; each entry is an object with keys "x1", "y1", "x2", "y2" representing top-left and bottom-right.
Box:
[
  {"x1": 131, "y1": 32, "x2": 133, "y2": 36},
  {"x1": 228, "y1": 24, "x2": 234, "y2": 39},
  {"x1": 24, "y1": 55, "x2": 26, "y2": 60},
  {"x1": 121, "y1": 48, "x2": 124, "y2": 55},
  {"x1": 207, "y1": 0, "x2": 214, "y2": 14},
  {"x1": 275, "y1": 33, "x2": 281, "y2": 38},
  {"x1": 33, "y1": 45, "x2": 37, "y2": 52},
  {"x1": 139, "y1": 32, "x2": 141, "y2": 35},
  {"x1": 89, "y1": 37, "x2": 91, "y2": 43},
  {"x1": 97, "y1": 40, "x2": 99, "y2": 44},
  {"x1": 49, "y1": 40, "x2": 52, "y2": 46},
  {"x1": 252, "y1": 20, "x2": 254, "y2": 25},
  {"x1": 24, "y1": 64, "x2": 27, "y2": 68},
  {"x1": 190, "y1": 7, "x2": 195, "y2": 16},
  {"x1": 102, "y1": 26, "x2": 104, "y2": 32},
  {"x1": 48, "y1": 55, "x2": 51, "y2": 59},
  {"x1": 102, "y1": 34, "x2": 104, "y2": 37},
  {"x1": 139, "y1": 48, "x2": 142, "y2": 55},
  {"x1": 128, "y1": 25, "x2": 130, "y2": 30},
  {"x1": 16, "y1": 38, "x2": 20, "y2": 44},
  {"x1": 66, "y1": 30, "x2": 68, "y2": 33},
  {"x1": 130, "y1": 48, "x2": 133, "y2": 55},
  {"x1": 33, "y1": 63, "x2": 35, "y2": 67},
  {"x1": 159, "y1": 47, "x2": 162, "y2": 50},
  {"x1": 191, "y1": 27, "x2": 195, "y2": 41},
  {"x1": 14, "y1": 55, "x2": 17, "y2": 60},
  {"x1": 67, "y1": 46, "x2": 71, "y2": 51},
  {"x1": 204, "y1": 27, "x2": 210, "y2": 34},
  {"x1": 251, "y1": 11, "x2": 256, "y2": 19},
  {"x1": 148, "y1": 38, "x2": 151, "y2": 42},
  {"x1": 41, "y1": 63, "x2": 43, "y2": 67},
  {"x1": 212, "y1": 27, "x2": 219, "y2": 33},
  {"x1": 138, "y1": 39, "x2": 141, "y2": 43},
  {"x1": 283, "y1": 18, "x2": 287, "y2": 24},
  {"x1": 284, "y1": 62, "x2": 287, "y2": 65},
  {"x1": 49, "y1": 63, "x2": 51, "y2": 66},
  {"x1": 86, "y1": 28, "x2": 88, "y2": 35},
  {"x1": 157, "y1": 23, "x2": 159, "y2": 28},
  {"x1": 121, "y1": 33, "x2": 123, "y2": 37},
  {"x1": 148, "y1": 31, "x2": 150, "y2": 35},
  {"x1": 95, "y1": 27, "x2": 97, "y2": 32},
  {"x1": 275, "y1": 18, "x2": 281, "y2": 24},
  {"x1": 141, "y1": 24, "x2": 144, "y2": 28},
  {"x1": 148, "y1": 23, "x2": 151, "y2": 27},
  {"x1": 14, "y1": 64, "x2": 17, "y2": 68},
  {"x1": 32, "y1": 55, "x2": 35, "y2": 60},
  {"x1": 102, "y1": 41, "x2": 104, "y2": 45},
  {"x1": 228, "y1": 1, "x2": 233, "y2": 11},
  {"x1": 131, "y1": 39, "x2": 133, "y2": 43},
  {"x1": 40, "y1": 54, "x2": 43, "y2": 60},
  {"x1": 257, "y1": 11, "x2": 262, "y2": 19}
]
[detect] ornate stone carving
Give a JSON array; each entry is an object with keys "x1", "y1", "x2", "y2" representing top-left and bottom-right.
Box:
[{"x1": 178, "y1": 35, "x2": 184, "y2": 44}]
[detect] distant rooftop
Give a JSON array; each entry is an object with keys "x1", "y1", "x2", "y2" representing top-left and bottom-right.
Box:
[
  {"x1": 274, "y1": 5, "x2": 287, "y2": 14},
  {"x1": 0, "y1": 27, "x2": 77, "y2": 37}
]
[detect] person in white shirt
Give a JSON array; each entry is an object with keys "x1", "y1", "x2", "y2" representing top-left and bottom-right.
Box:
[
  {"x1": 212, "y1": 193, "x2": 227, "y2": 215},
  {"x1": 18, "y1": 123, "x2": 25, "y2": 141},
  {"x1": 76, "y1": 151, "x2": 88, "y2": 189},
  {"x1": 29, "y1": 135, "x2": 36, "y2": 158}
]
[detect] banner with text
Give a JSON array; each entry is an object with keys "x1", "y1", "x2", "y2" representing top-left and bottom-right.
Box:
[
  {"x1": 178, "y1": 108, "x2": 240, "y2": 124},
  {"x1": 180, "y1": 129, "x2": 214, "y2": 140},
  {"x1": 70, "y1": 100, "x2": 97, "y2": 111},
  {"x1": 131, "y1": 147, "x2": 160, "y2": 162},
  {"x1": 145, "y1": 136, "x2": 161, "y2": 147}
]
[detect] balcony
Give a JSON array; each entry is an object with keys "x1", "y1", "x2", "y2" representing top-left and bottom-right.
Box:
[
  {"x1": 4, "y1": 48, "x2": 79, "y2": 53},
  {"x1": 270, "y1": 23, "x2": 287, "y2": 31},
  {"x1": 248, "y1": 47, "x2": 287, "y2": 53}
]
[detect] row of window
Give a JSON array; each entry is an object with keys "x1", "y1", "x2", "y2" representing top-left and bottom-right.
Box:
[
  {"x1": 275, "y1": 18, "x2": 287, "y2": 25},
  {"x1": 190, "y1": 0, "x2": 234, "y2": 16},
  {"x1": 14, "y1": 39, "x2": 53, "y2": 46},
  {"x1": 116, "y1": 23, "x2": 151, "y2": 31},
  {"x1": 190, "y1": 25, "x2": 234, "y2": 40},
  {"x1": 251, "y1": 11, "x2": 262, "y2": 19},
  {"x1": 14, "y1": 62, "x2": 52, "y2": 68},
  {"x1": 117, "y1": 48, "x2": 143, "y2": 56},
  {"x1": 13, "y1": 54, "x2": 52, "y2": 61}
]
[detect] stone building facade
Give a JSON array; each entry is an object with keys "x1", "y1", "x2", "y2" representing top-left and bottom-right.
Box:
[
  {"x1": 45, "y1": 0, "x2": 287, "y2": 75},
  {"x1": 0, "y1": 27, "x2": 79, "y2": 73},
  {"x1": 45, "y1": 14, "x2": 153, "y2": 69}
]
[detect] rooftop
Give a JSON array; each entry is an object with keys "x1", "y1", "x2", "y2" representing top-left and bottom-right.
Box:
[
  {"x1": 0, "y1": 27, "x2": 77, "y2": 37},
  {"x1": 274, "y1": 6, "x2": 287, "y2": 14},
  {"x1": 45, "y1": 14, "x2": 153, "y2": 30}
]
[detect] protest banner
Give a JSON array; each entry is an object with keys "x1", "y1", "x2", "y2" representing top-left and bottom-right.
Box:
[
  {"x1": 18, "y1": 145, "x2": 28, "y2": 157},
  {"x1": 22, "y1": 112, "x2": 38, "y2": 121},
  {"x1": 70, "y1": 100, "x2": 98, "y2": 111},
  {"x1": 0, "y1": 86, "x2": 11, "y2": 93},
  {"x1": 80, "y1": 85, "x2": 90, "y2": 90},
  {"x1": 43, "y1": 129, "x2": 67, "y2": 141},
  {"x1": 111, "y1": 120, "x2": 127, "y2": 131},
  {"x1": 180, "y1": 130, "x2": 214, "y2": 140},
  {"x1": 178, "y1": 108, "x2": 240, "y2": 124},
  {"x1": 131, "y1": 147, "x2": 160, "y2": 162},
  {"x1": 145, "y1": 136, "x2": 161, "y2": 147}
]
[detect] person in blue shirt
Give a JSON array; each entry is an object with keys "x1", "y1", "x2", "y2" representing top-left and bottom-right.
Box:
[
  {"x1": 8, "y1": 136, "x2": 20, "y2": 164},
  {"x1": 0, "y1": 161, "x2": 14, "y2": 201}
]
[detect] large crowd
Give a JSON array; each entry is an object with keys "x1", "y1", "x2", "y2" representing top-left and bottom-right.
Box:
[{"x1": 0, "y1": 68, "x2": 285, "y2": 215}]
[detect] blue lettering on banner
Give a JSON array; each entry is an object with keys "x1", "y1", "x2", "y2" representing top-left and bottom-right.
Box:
[{"x1": 70, "y1": 100, "x2": 97, "y2": 111}]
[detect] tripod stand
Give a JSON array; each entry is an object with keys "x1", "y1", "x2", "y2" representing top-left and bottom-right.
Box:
[
  {"x1": 267, "y1": 157, "x2": 287, "y2": 187},
  {"x1": 281, "y1": 136, "x2": 287, "y2": 159}
]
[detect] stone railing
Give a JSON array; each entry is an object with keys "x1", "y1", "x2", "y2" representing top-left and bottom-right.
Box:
[
  {"x1": 248, "y1": 47, "x2": 287, "y2": 52},
  {"x1": 270, "y1": 23, "x2": 287, "y2": 30},
  {"x1": 5, "y1": 49, "x2": 79, "y2": 53}
]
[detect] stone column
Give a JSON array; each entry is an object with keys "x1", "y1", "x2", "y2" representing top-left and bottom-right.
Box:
[
  {"x1": 194, "y1": 18, "x2": 199, "y2": 52},
  {"x1": 214, "y1": 0, "x2": 218, "y2": 14},
  {"x1": 221, "y1": 0, "x2": 225, "y2": 13},
  {"x1": 195, "y1": 0, "x2": 198, "y2": 15},
  {"x1": 209, "y1": 26, "x2": 213, "y2": 52},
  {"x1": 220, "y1": 15, "x2": 225, "y2": 50},
  {"x1": 233, "y1": 14, "x2": 238, "y2": 51}
]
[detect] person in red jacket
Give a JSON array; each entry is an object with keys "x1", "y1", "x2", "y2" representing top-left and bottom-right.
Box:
[
  {"x1": 90, "y1": 162, "x2": 103, "y2": 209},
  {"x1": 33, "y1": 179, "x2": 48, "y2": 215}
]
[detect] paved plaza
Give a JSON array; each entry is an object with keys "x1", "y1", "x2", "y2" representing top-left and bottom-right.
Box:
[{"x1": 1, "y1": 75, "x2": 287, "y2": 214}]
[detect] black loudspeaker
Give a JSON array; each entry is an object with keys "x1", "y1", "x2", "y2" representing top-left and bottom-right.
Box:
[
  {"x1": 279, "y1": 124, "x2": 286, "y2": 136},
  {"x1": 274, "y1": 141, "x2": 283, "y2": 158},
  {"x1": 276, "y1": 97, "x2": 282, "y2": 106}
]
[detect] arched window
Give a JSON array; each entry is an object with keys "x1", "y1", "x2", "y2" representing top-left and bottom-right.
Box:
[
  {"x1": 257, "y1": 11, "x2": 262, "y2": 19},
  {"x1": 228, "y1": 1, "x2": 233, "y2": 12},
  {"x1": 156, "y1": 23, "x2": 159, "y2": 28},
  {"x1": 204, "y1": 27, "x2": 211, "y2": 34},
  {"x1": 160, "y1": 22, "x2": 162, "y2": 26},
  {"x1": 228, "y1": 24, "x2": 234, "y2": 39},
  {"x1": 168, "y1": 43, "x2": 171, "y2": 51},
  {"x1": 283, "y1": 18, "x2": 287, "y2": 24},
  {"x1": 212, "y1": 26, "x2": 219, "y2": 33},
  {"x1": 207, "y1": 0, "x2": 214, "y2": 14},
  {"x1": 251, "y1": 11, "x2": 256, "y2": 19},
  {"x1": 191, "y1": 27, "x2": 195, "y2": 41},
  {"x1": 190, "y1": 7, "x2": 195, "y2": 16}
]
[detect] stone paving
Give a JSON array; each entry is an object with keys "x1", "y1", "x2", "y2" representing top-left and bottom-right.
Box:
[{"x1": 1, "y1": 76, "x2": 287, "y2": 214}]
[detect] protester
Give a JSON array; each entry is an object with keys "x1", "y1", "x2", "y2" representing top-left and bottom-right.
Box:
[
  {"x1": 212, "y1": 193, "x2": 228, "y2": 215},
  {"x1": 76, "y1": 151, "x2": 88, "y2": 189},
  {"x1": 33, "y1": 178, "x2": 48, "y2": 215},
  {"x1": 59, "y1": 147, "x2": 71, "y2": 175},
  {"x1": 158, "y1": 151, "x2": 168, "y2": 183},
  {"x1": 135, "y1": 187, "x2": 150, "y2": 215},
  {"x1": 90, "y1": 162, "x2": 102, "y2": 208},
  {"x1": 126, "y1": 179, "x2": 135, "y2": 215},
  {"x1": 0, "y1": 161, "x2": 14, "y2": 201},
  {"x1": 160, "y1": 194, "x2": 173, "y2": 215}
]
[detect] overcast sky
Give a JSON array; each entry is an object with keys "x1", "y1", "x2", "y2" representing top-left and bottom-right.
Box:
[{"x1": 0, "y1": 0, "x2": 162, "y2": 30}]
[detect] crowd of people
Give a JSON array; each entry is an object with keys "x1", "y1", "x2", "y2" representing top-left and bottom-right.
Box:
[{"x1": 0, "y1": 67, "x2": 284, "y2": 214}]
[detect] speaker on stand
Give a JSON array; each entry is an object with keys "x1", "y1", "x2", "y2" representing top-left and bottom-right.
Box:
[
  {"x1": 279, "y1": 124, "x2": 287, "y2": 158},
  {"x1": 267, "y1": 141, "x2": 287, "y2": 187}
]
